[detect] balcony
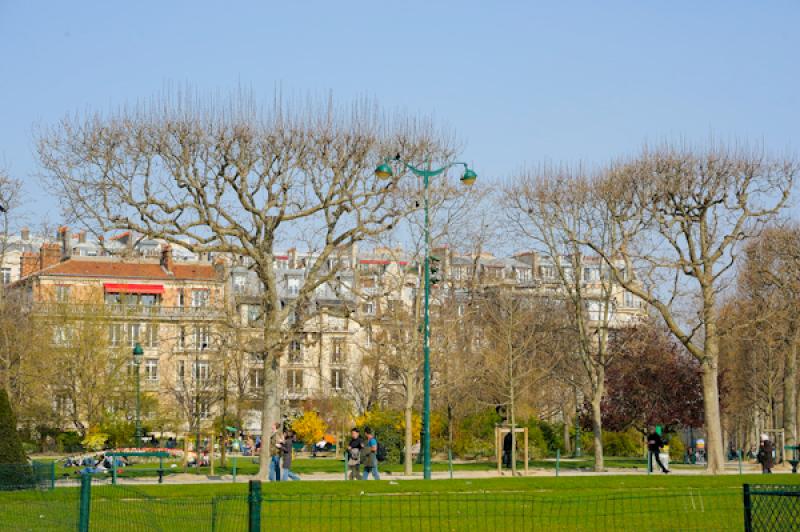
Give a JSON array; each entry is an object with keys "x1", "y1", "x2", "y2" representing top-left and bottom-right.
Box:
[
  {"x1": 34, "y1": 303, "x2": 224, "y2": 321},
  {"x1": 283, "y1": 387, "x2": 309, "y2": 400}
]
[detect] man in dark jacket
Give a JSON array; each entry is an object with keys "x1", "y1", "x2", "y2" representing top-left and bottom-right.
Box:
[
  {"x1": 347, "y1": 428, "x2": 363, "y2": 480},
  {"x1": 279, "y1": 429, "x2": 300, "y2": 481},
  {"x1": 647, "y1": 428, "x2": 670, "y2": 474},
  {"x1": 758, "y1": 434, "x2": 774, "y2": 474}
]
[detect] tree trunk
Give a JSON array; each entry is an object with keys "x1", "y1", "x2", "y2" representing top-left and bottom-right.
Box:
[
  {"x1": 784, "y1": 324, "x2": 798, "y2": 447},
  {"x1": 590, "y1": 382, "x2": 604, "y2": 472},
  {"x1": 700, "y1": 357, "x2": 725, "y2": 474},
  {"x1": 256, "y1": 354, "x2": 280, "y2": 480},
  {"x1": 562, "y1": 407, "x2": 572, "y2": 455},
  {"x1": 404, "y1": 378, "x2": 414, "y2": 476}
]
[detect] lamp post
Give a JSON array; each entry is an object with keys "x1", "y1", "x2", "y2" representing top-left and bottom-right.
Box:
[
  {"x1": 375, "y1": 156, "x2": 477, "y2": 480},
  {"x1": 195, "y1": 342, "x2": 208, "y2": 458},
  {"x1": 132, "y1": 342, "x2": 144, "y2": 448}
]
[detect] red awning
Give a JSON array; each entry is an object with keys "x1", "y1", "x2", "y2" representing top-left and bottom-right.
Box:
[{"x1": 103, "y1": 283, "x2": 164, "y2": 294}]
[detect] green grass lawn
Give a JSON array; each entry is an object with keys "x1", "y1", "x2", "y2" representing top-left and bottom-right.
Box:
[{"x1": 2, "y1": 474, "x2": 798, "y2": 530}]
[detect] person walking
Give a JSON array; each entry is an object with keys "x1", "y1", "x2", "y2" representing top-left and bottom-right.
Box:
[
  {"x1": 347, "y1": 427, "x2": 363, "y2": 480},
  {"x1": 758, "y1": 433, "x2": 774, "y2": 474},
  {"x1": 362, "y1": 427, "x2": 380, "y2": 481},
  {"x1": 647, "y1": 428, "x2": 670, "y2": 474},
  {"x1": 279, "y1": 429, "x2": 301, "y2": 481}
]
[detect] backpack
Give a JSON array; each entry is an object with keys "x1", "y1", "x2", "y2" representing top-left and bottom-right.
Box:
[
  {"x1": 376, "y1": 442, "x2": 387, "y2": 462},
  {"x1": 348, "y1": 447, "x2": 361, "y2": 466}
]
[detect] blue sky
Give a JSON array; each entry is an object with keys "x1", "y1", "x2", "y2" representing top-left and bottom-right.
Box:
[{"x1": 1, "y1": 0, "x2": 798, "y2": 225}]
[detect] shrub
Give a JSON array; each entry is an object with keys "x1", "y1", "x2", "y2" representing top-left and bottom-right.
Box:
[
  {"x1": 290, "y1": 411, "x2": 327, "y2": 446},
  {"x1": 56, "y1": 432, "x2": 83, "y2": 453},
  {"x1": 668, "y1": 434, "x2": 685, "y2": 461},
  {"x1": 0, "y1": 388, "x2": 27, "y2": 464},
  {"x1": 452, "y1": 408, "x2": 502, "y2": 459},
  {"x1": 602, "y1": 429, "x2": 642, "y2": 457},
  {"x1": 354, "y1": 409, "x2": 417, "y2": 464}
]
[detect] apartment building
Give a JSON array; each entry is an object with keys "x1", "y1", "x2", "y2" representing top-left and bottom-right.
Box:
[{"x1": 13, "y1": 243, "x2": 226, "y2": 434}]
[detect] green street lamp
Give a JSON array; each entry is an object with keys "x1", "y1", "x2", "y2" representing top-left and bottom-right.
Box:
[
  {"x1": 374, "y1": 156, "x2": 477, "y2": 480},
  {"x1": 132, "y1": 342, "x2": 144, "y2": 448}
]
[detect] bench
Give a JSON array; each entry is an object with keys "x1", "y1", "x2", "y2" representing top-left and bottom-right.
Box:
[{"x1": 106, "y1": 451, "x2": 172, "y2": 484}]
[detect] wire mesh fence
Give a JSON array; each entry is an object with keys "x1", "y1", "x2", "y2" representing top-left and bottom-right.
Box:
[
  {"x1": 744, "y1": 484, "x2": 800, "y2": 532},
  {"x1": 0, "y1": 476, "x2": 767, "y2": 531},
  {"x1": 0, "y1": 461, "x2": 55, "y2": 490},
  {"x1": 256, "y1": 489, "x2": 743, "y2": 531}
]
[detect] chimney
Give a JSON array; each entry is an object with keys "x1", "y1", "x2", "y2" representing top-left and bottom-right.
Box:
[
  {"x1": 39, "y1": 243, "x2": 62, "y2": 271},
  {"x1": 58, "y1": 226, "x2": 71, "y2": 260},
  {"x1": 20, "y1": 227, "x2": 30, "y2": 241},
  {"x1": 160, "y1": 244, "x2": 174, "y2": 274},
  {"x1": 78, "y1": 231, "x2": 87, "y2": 244},
  {"x1": 20, "y1": 252, "x2": 38, "y2": 278}
]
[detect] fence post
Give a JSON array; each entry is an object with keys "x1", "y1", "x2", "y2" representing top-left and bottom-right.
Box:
[
  {"x1": 738, "y1": 450, "x2": 743, "y2": 475},
  {"x1": 743, "y1": 484, "x2": 753, "y2": 532},
  {"x1": 448, "y1": 448, "x2": 454, "y2": 480},
  {"x1": 556, "y1": 449, "x2": 560, "y2": 477},
  {"x1": 78, "y1": 473, "x2": 92, "y2": 532},
  {"x1": 248, "y1": 480, "x2": 262, "y2": 532},
  {"x1": 232, "y1": 456, "x2": 237, "y2": 483},
  {"x1": 50, "y1": 461, "x2": 55, "y2": 490},
  {"x1": 647, "y1": 451, "x2": 652, "y2": 475},
  {"x1": 112, "y1": 461, "x2": 117, "y2": 485},
  {"x1": 344, "y1": 453, "x2": 348, "y2": 480}
]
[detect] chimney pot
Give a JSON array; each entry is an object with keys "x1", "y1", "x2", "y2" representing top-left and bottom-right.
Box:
[
  {"x1": 20, "y1": 227, "x2": 30, "y2": 241},
  {"x1": 160, "y1": 244, "x2": 174, "y2": 274}
]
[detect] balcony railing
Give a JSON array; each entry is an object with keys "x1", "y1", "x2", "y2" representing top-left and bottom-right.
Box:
[
  {"x1": 283, "y1": 387, "x2": 309, "y2": 400},
  {"x1": 33, "y1": 303, "x2": 224, "y2": 320}
]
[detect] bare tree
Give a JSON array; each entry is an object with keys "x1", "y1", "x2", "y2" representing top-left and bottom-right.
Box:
[
  {"x1": 587, "y1": 144, "x2": 796, "y2": 473},
  {"x1": 37, "y1": 92, "x2": 454, "y2": 478},
  {"x1": 473, "y1": 290, "x2": 568, "y2": 475},
  {"x1": 505, "y1": 167, "x2": 622, "y2": 471}
]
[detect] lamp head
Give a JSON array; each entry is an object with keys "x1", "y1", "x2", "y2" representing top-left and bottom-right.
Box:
[
  {"x1": 374, "y1": 163, "x2": 394, "y2": 179},
  {"x1": 460, "y1": 168, "x2": 477, "y2": 186},
  {"x1": 132, "y1": 342, "x2": 144, "y2": 363}
]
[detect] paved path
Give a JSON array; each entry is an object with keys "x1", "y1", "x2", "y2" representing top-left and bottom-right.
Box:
[{"x1": 58, "y1": 462, "x2": 796, "y2": 486}]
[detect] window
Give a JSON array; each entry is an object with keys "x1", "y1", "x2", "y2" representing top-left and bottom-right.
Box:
[
  {"x1": 331, "y1": 338, "x2": 345, "y2": 364},
  {"x1": 178, "y1": 289, "x2": 185, "y2": 307},
  {"x1": 56, "y1": 285, "x2": 71, "y2": 302},
  {"x1": 288, "y1": 340, "x2": 302, "y2": 363},
  {"x1": 287, "y1": 277, "x2": 300, "y2": 296},
  {"x1": 249, "y1": 369, "x2": 263, "y2": 389},
  {"x1": 539, "y1": 265, "x2": 554, "y2": 279},
  {"x1": 361, "y1": 302, "x2": 375, "y2": 315},
  {"x1": 145, "y1": 324, "x2": 159, "y2": 348},
  {"x1": 331, "y1": 369, "x2": 346, "y2": 390},
  {"x1": 247, "y1": 305, "x2": 261, "y2": 326},
  {"x1": 53, "y1": 325, "x2": 70, "y2": 346},
  {"x1": 1, "y1": 268, "x2": 10, "y2": 284},
  {"x1": 198, "y1": 399, "x2": 211, "y2": 420},
  {"x1": 144, "y1": 358, "x2": 159, "y2": 382},
  {"x1": 286, "y1": 369, "x2": 303, "y2": 391},
  {"x1": 364, "y1": 326, "x2": 372, "y2": 348},
  {"x1": 583, "y1": 266, "x2": 600, "y2": 282},
  {"x1": 191, "y1": 289, "x2": 209, "y2": 308},
  {"x1": 623, "y1": 291, "x2": 640, "y2": 309},
  {"x1": 193, "y1": 361, "x2": 210, "y2": 384},
  {"x1": 105, "y1": 293, "x2": 122, "y2": 305},
  {"x1": 177, "y1": 326, "x2": 186, "y2": 349},
  {"x1": 127, "y1": 323, "x2": 141, "y2": 347},
  {"x1": 140, "y1": 294, "x2": 159, "y2": 307},
  {"x1": 194, "y1": 326, "x2": 210, "y2": 349},
  {"x1": 177, "y1": 360, "x2": 185, "y2": 384},
  {"x1": 108, "y1": 323, "x2": 124, "y2": 347}
]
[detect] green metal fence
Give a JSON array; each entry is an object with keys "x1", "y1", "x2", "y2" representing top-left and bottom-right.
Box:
[
  {"x1": 0, "y1": 461, "x2": 55, "y2": 490},
  {"x1": 743, "y1": 484, "x2": 800, "y2": 532},
  {"x1": 0, "y1": 476, "x2": 761, "y2": 531}
]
